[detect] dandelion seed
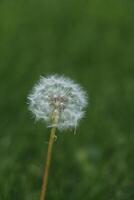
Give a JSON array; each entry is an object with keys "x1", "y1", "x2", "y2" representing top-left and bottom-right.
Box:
[{"x1": 28, "y1": 74, "x2": 88, "y2": 131}]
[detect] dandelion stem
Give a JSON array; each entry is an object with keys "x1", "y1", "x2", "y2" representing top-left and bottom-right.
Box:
[{"x1": 40, "y1": 123, "x2": 57, "y2": 200}]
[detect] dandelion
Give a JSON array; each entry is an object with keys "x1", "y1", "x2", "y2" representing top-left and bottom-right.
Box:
[{"x1": 28, "y1": 74, "x2": 88, "y2": 200}]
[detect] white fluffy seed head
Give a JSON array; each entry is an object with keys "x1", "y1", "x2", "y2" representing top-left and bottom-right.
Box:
[{"x1": 28, "y1": 75, "x2": 88, "y2": 131}]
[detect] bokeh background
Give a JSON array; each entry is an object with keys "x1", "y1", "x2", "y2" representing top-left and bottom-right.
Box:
[{"x1": 0, "y1": 0, "x2": 134, "y2": 199}]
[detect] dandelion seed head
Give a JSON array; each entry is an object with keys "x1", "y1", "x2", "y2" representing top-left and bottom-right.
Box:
[{"x1": 28, "y1": 75, "x2": 88, "y2": 130}]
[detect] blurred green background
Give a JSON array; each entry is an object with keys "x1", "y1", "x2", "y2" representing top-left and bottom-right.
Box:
[{"x1": 0, "y1": 0, "x2": 134, "y2": 199}]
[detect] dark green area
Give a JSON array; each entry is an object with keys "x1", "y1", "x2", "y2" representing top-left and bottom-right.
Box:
[{"x1": 0, "y1": 0, "x2": 134, "y2": 199}]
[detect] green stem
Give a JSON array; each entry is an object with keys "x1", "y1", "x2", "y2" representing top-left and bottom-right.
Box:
[{"x1": 40, "y1": 126, "x2": 57, "y2": 200}]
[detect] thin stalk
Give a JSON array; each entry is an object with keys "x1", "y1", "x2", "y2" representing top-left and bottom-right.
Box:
[{"x1": 40, "y1": 120, "x2": 57, "y2": 200}]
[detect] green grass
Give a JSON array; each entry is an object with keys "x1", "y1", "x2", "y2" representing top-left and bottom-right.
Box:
[{"x1": 0, "y1": 0, "x2": 134, "y2": 199}]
